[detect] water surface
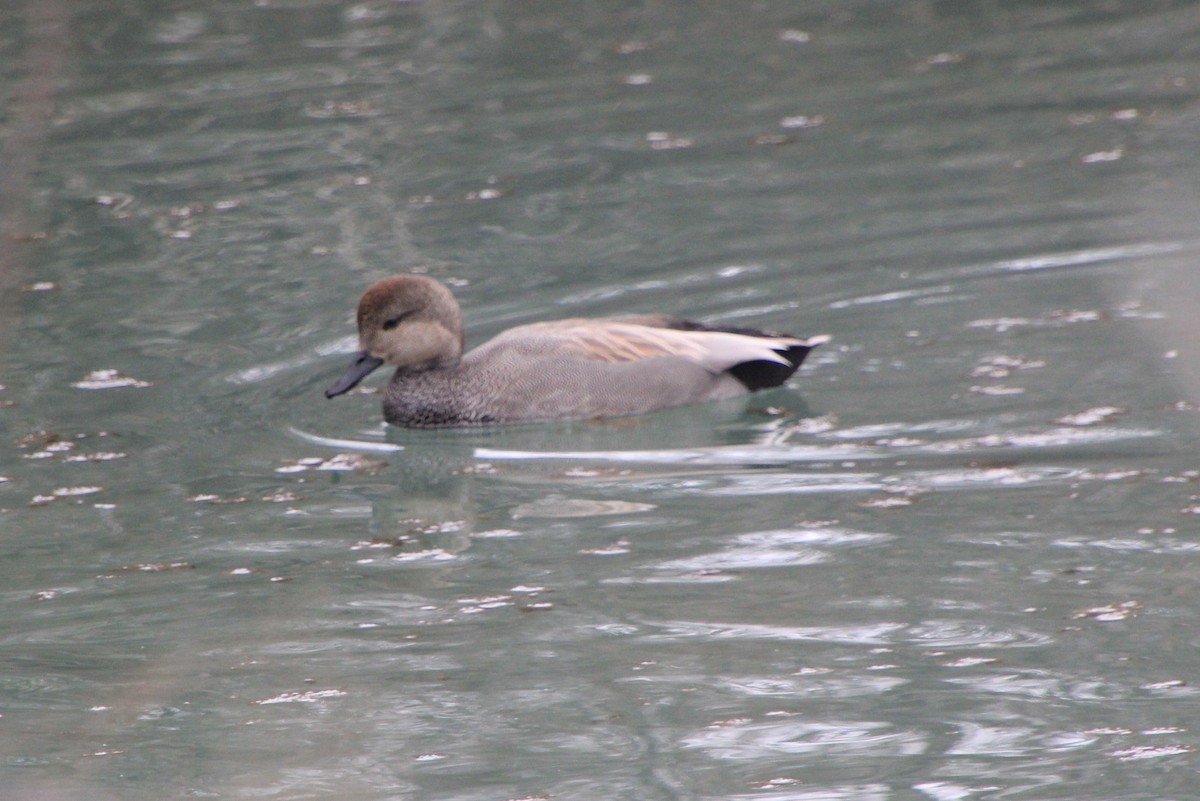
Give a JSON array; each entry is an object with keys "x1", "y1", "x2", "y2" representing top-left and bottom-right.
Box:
[{"x1": 3, "y1": 1, "x2": 1200, "y2": 799}]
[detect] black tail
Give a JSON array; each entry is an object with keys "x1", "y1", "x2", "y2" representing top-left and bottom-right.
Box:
[
  {"x1": 665, "y1": 320, "x2": 827, "y2": 392},
  {"x1": 728, "y1": 343, "x2": 819, "y2": 391}
]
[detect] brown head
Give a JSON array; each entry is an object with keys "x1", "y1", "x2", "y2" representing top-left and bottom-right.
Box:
[{"x1": 325, "y1": 275, "x2": 465, "y2": 398}]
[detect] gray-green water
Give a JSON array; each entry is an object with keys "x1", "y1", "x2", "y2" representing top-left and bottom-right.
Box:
[{"x1": 4, "y1": 2, "x2": 1200, "y2": 799}]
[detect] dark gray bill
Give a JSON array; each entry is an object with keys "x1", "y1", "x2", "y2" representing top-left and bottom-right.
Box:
[{"x1": 325, "y1": 350, "x2": 385, "y2": 398}]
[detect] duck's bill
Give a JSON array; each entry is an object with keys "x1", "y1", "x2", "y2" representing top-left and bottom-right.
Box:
[{"x1": 325, "y1": 351, "x2": 384, "y2": 398}]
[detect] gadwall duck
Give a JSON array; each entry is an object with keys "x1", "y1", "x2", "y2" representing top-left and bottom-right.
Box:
[{"x1": 325, "y1": 274, "x2": 828, "y2": 428}]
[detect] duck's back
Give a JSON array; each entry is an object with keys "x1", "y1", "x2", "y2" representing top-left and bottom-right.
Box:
[{"x1": 380, "y1": 316, "x2": 823, "y2": 427}]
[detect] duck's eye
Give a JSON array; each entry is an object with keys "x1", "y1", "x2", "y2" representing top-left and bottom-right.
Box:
[{"x1": 381, "y1": 315, "x2": 404, "y2": 331}]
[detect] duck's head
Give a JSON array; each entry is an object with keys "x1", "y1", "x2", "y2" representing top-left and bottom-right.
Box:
[{"x1": 325, "y1": 274, "x2": 465, "y2": 398}]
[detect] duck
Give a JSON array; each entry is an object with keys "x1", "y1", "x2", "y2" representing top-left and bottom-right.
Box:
[{"x1": 325, "y1": 274, "x2": 828, "y2": 428}]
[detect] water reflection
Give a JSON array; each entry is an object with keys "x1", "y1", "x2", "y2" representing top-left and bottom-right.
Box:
[{"x1": 684, "y1": 718, "x2": 927, "y2": 759}]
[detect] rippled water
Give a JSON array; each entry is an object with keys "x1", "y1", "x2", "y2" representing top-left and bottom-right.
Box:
[{"x1": 3, "y1": 1, "x2": 1200, "y2": 799}]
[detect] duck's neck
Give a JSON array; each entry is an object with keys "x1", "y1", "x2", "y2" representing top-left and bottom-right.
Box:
[
  {"x1": 395, "y1": 352, "x2": 461, "y2": 374},
  {"x1": 384, "y1": 364, "x2": 490, "y2": 427}
]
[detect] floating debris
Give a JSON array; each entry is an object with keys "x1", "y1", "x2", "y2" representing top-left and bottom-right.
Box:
[
  {"x1": 63, "y1": 451, "x2": 126, "y2": 463},
  {"x1": 646, "y1": 131, "x2": 694, "y2": 150},
  {"x1": 1050, "y1": 309, "x2": 1104, "y2": 323},
  {"x1": 1111, "y1": 744, "x2": 1192, "y2": 761},
  {"x1": 473, "y1": 528, "x2": 523, "y2": 539},
  {"x1": 276, "y1": 453, "x2": 386, "y2": 474},
  {"x1": 463, "y1": 186, "x2": 508, "y2": 201},
  {"x1": 968, "y1": 310, "x2": 1105, "y2": 332},
  {"x1": 350, "y1": 538, "x2": 414, "y2": 551},
  {"x1": 554, "y1": 466, "x2": 634, "y2": 479},
  {"x1": 167, "y1": 203, "x2": 206, "y2": 218},
  {"x1": 1055, "y1": 407, "x2": 1128, "y2": 427},
  {"x1": 458, "y1": 594, "x2": 513, "y2": 614},
  {"x1": 90, "y1": 194, "x2": 133, "y2": 210},
  {"x1": 751, "y1": 133, "x2": 793, "y2": 147},
  {"x1": 778, "y1": 29, "x2": 811, "y2": 43},
  {"x1": 455, "y1": 462, "x2": 498, "y2": 475},
  {"x1": 1082, "y1": 147, "x2": 1124, "y2": 164},
  {"x1": 188, "y1": 493, "x2": 249, "y2": 504},
  {"x1": 784, "y1": 414, "x2": 838, "y2": 436},
  {"x1": 276, "y1": 457, "x2": 324, "y2": 473},
  {"x1": 923, "y1": 52, "x2": 967, "y2": 66},
  {"x1": 969, "y1": 384, "x2": 1025, "y2": 396},
  {"x1": 860, "y1": 496, "x2": 916, "y2": 509},
  {"x1": 304, "y1": 99, "x2": 379, "y2": 118},
  {"x1": 874, "y1": 436, "x2": 926, "y2": 448},
  {"x1": 511, "y1": 498, "x2": 655, "y2": 519},
  {"x1": 971, "y1": 355, "x2": 1046, "y2": 378},
  {"x1": 1077, "y1": 468, "x2": 1141, "y2": 481},
  {"x1": 579, "y1": 540, "x2": 632, "y2": 556},
  {"x1": 943, "y1": 656, "x2": 999, "y2": 668},
  {"x1": 256, "y1": 689, "x2": 347, "y2": 705},
  {"x1": 968, "y1": 317, "x2": 1034, "y2": 333},
  {"x1": 457, "y1": 594, "x2": 512, "y2": 607},
  {"x1": 21, "y1": 439, "x2": 74, "y2": 459},
  {"x1": 391, "y1": 548, "x2": 457, "y2": 563},
  {"x1": 318, "y1": 453, "x2": 384, "y2": 472},
  {"x1": 616, "y1": 40, "x2": 651, "y2": 54},
  {"x1": 754, "y1": 777, "x2": 801, "y2": 791},
  {"x1": 16, "y1": 429, "x2": 65, "y2": 449},
  {"x1": 72, "y1": 369, "x2": 152, "y2": 390},
  {"x1": 107, "y1": 562, "x2": 194, "y2": 574},
  {"x1": 31, "y1": 486, "x2": 104, "y2": 506},
  {"x1": 780, "y1": 114, "x2": 825, "y2": 129},
  {"x1": 1072, "y1": 600, "x2": 1141, "y2": 621}
]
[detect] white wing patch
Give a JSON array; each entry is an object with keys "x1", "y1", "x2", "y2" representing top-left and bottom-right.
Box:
[{"x1": 559, "y1": 323, "x2": 807, "y2": 374}]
